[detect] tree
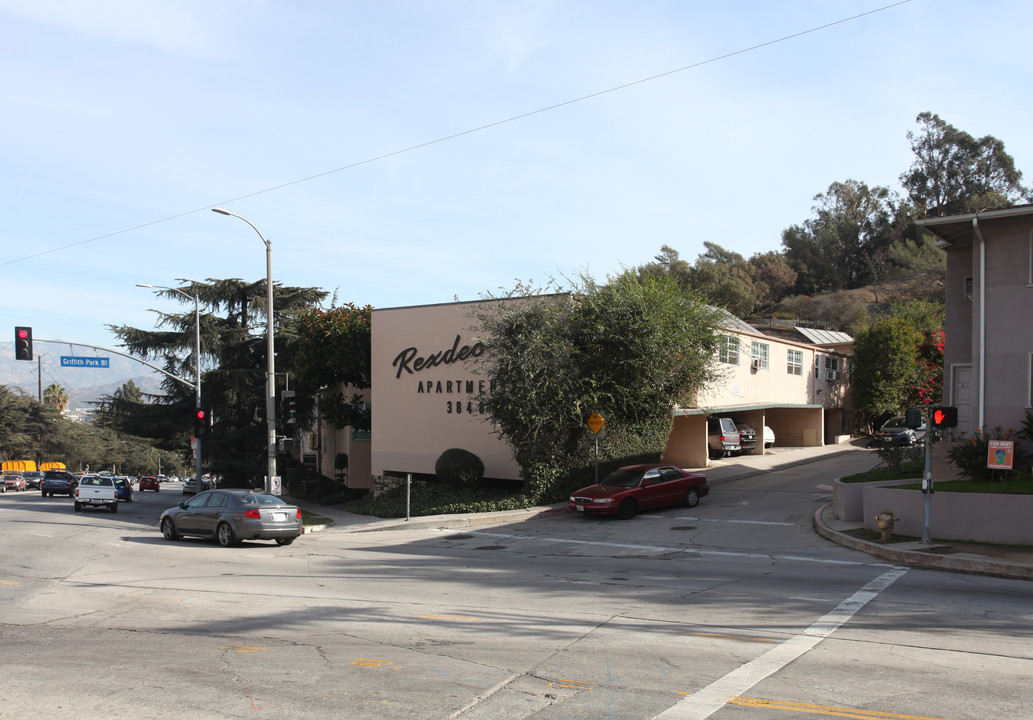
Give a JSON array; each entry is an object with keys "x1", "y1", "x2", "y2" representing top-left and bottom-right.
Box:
[
  {"x1": 901, "y1": 112, "x2": 1032, "y2": 217},
  {"x1": 42, "y1": 384, "x2": 69, "y2": 412},
  {"x1": 850, "y1": 317, "x2": 924, "y2": 432},
  {"x1": 106, "y1": 278, "x2": 328, "y2": 485},
  {"x1": 469, "y1": 272, "x2": 722, "y2": 502},
  {"x1": 292, "y1": 303, "x2": 373, "y2": 431},
  {"x1": 782, "y1": 180, "x2": 899, "y2": 294}
]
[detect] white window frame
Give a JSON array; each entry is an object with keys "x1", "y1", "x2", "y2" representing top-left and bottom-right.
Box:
[
  {"x1": 815, "y1": 354, "x2": 822, "y2": 378},
  {"x1": 751, "y1": 341, "x2": 769, "y2": 371},
  {"x1": 1028, "y1": 231, "x2": 1033, "y2": 287},
  {"x1": 719, "y1": 335, "x2": 740, "y2": 365},
  {"x1": 787, "y1": 349, "x2": 803, "y2": 376}
]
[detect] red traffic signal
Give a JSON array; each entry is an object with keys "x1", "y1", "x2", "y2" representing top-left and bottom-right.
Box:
[
  {"x1": 194, "y1": 409, "x2": 208, "y2": 437},
  {"x1": 15, "y1": 326, "x2": 32, "y2": 361},
  {"x1": 931, "y1": 406, "x2": 958, "y2": 428}
]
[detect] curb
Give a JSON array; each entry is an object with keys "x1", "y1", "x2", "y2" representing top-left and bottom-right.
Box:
[{"x1": 814, "y1": 503, "x2": 1033, "y2": 581}]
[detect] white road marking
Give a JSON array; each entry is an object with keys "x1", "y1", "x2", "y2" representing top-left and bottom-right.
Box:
[{"x1": 652, "y1": 568, "x2": 909, "y2": 719}]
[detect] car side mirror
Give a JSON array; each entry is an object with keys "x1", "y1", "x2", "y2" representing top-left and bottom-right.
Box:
[{"x1": 178, "y1": 501, "x2": 188, "y2": 509}]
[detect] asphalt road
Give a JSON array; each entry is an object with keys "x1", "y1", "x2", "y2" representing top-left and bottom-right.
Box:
[{"x1": 2, "y1": 463, "x2": 1031, "y2": 720}]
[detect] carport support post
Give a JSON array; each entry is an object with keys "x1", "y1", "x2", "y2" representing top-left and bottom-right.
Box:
[
  {"x1": 405, "y1": 474, "x2": 411, "y2": 521},
  {"x1": 594, "y1": 436, "x2": 599, "y2": 485},
  {"x1": 922, "y1": 430, "x2": 933, "y2": 544}
]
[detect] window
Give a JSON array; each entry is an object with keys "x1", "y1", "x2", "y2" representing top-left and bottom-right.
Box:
[
  {"x1": 787, "y1": 349, "x2": 803, "y2": 376},
  {"x1": 1029, "y1": 232, "x2": 1033, "y2": 287},
  {"x1": 1028, "y1": 352, "x2": 1033, "y2": 408},
  {"x1": 964, "y1": 276, "x2": 973, "y2": 300},
  {"x1": 719, "y1": 335, "x2": 740, "y2": 365},
  {"x1": 815, "y1": 354, "x2": 822, "y2": 378},
  {"x1": 825, "y1": 356, "x2": 841, "y2": 381},
  {"x1": 751, "y1": 341, "x2": 769, "y2": 371}
]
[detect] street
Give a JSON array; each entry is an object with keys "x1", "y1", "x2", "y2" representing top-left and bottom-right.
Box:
[{"x1": 2, "y1": 452, "x2": 1031, "y2": 720}]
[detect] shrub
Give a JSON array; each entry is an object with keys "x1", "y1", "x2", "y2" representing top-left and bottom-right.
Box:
[
  {"x1": 434, "y1": 448, "x2": 485, "y2": 486},
  {"x1": 875, "y1": 444, "x2": 924, "y2": 473},
  {"x1": 946, "y1": 426, "x2": 1030, "y2": 481}
]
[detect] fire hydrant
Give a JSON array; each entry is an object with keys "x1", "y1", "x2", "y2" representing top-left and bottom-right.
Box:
[{"x1": 875, "y1": 510, "x2": 896, "y2": 541}]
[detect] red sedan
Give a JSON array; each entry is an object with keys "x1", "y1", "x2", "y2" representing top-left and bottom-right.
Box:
[
  {"x1": 569, "y1": 464, "x2": 709, "y2": 519},
  {"x1": 139, "y1": 476, "x2": 160, "y2": 492}
]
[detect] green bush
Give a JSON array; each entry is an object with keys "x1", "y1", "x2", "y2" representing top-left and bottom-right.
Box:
[
  {"x1": 434, "y1": 448, "x2": 485, "y2": 486},
  {"x1": 875, "y1": 444, "x2": 924, "y2": 473},
  {"x1": 946, "y1": 426, "x2": 1030, "y2": 481}
]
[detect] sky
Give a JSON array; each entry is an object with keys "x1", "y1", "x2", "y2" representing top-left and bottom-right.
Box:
[{"x1": 3, "y1": 0, "x2": 1033, "y2": 376}]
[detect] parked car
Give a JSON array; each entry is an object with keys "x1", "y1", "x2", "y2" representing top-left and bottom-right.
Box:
[
  {"x1": 707, "y1": 417, "x2": 740, "y2": 458},
  {"x1": 41, "y1": 469, "x2": 78, "y2": 497},
  {"x1": 113, "y1": 477, "x2": 134, "y2": 502},
  {"x1": 139, "y1": 476, "x2": 160, "y2": 492},
  {"x1": 568, "y1": 464, "x2": 710, "y2": 520},
  {"x1": 2, "y1": 474, "x2": 27, "y2": 492},
  {"x1": 22, "y1": 471, "x2": 43, "y2": 489},
  {"x1": 182, "y1": 476, "x2": 213, "y2": 495},
  {"x1": 159, "y1": 490, "x2": 303, "y2": 546},
  {"x1": 874, "y1": 416, "x2": 926, "y2": 446},
  {"x1": 735, "y1": 423, "x2": 758, "y2": 453},
  {"x1": 763, "y1": 425, "x2": 775, "y2": 448}
]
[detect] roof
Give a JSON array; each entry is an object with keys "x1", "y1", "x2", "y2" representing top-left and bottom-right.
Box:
[
  {"x1": 795, "y1": 327, "x2": 853, "y2": 345},
  {"x1": 712, "y1": 307, "x2": 758, "y2": 334},
  {"x1": 915, "y1": 204, "x2": 1033, "y2": 247}
]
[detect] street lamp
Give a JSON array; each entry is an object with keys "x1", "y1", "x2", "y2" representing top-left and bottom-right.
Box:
[
  {"x1": 137, "y1": 283, "x2": 203, "y2": 486},
  {"x1": 211, "y1": 207, "x2": 277, "y2": 493}
]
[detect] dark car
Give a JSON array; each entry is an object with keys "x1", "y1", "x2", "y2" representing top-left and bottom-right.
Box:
[
  {"x1": 41, "y1": 470, "x2": 77, "y2": 497},
  {"x1": 114, "y1": 477, "x2": 134, "y2": 502},
  {"x1": 735, "y1": 423, "x2": 758, "y2": 453},
  {"x1": 22, "y1": 471, "x2": 43, "y2": 489},
  {"x1": 874, "y1": 416, "x2": 926, "y2": 446},
  {"x1": 568, "y1": 464, "x2": 710, "y2": 520},
  {"x1": 139, "y1": 476, "x2": 160, "y2": 492},
  {"x1": 159, "y1": 490, "x2": 303, "y2": 547}
]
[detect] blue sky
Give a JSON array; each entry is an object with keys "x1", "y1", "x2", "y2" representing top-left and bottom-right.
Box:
[{"x1": 4, "y1": 0, "x2": 1032, "y2": 363}]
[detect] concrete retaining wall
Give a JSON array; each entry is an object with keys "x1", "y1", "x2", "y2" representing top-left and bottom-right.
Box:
[{"x1": 860, "y1": 483, "x2": 1033, "y2": 545}]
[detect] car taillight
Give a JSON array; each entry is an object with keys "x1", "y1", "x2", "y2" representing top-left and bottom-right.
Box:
[
  {"x1": 243, "y1": 508, "x2": 261, "y2": 519},
  {"x1": 296, "y1": 509, "x2": 303, "y2": 518}
]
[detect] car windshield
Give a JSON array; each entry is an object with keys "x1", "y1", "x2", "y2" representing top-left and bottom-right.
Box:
[
  {"x1": 882, "y1": 418, "x2": 907, "y2": 431},
  {"x1": 241, "y1": 493, "x2": 287, "y2": 506},
  {"x1": 600, "y1": 468, "x2": 644, "y2": 488}
]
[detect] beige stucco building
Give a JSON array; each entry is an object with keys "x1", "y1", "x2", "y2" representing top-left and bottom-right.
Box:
[{"x1": 305, "y1": 297, "x2": 852, "y2": 488}]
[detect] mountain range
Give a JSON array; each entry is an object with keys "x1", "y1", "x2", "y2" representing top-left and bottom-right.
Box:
[{"x1": 1, "y1": 342, "x2": 163, "y2": 411}]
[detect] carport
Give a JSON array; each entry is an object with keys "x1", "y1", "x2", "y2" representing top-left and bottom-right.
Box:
[{"x1": 662, "y1": 404, "x2": 825, "y2": 469}]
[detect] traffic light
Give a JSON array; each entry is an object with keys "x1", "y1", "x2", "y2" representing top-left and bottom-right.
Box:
[
  {"x1": 14, "y1": 326, "x2": 32, "y2": 361},
  {"x1": 281, "y1": 391, "x2": 297, "y2": 425},
  {"x1": 195, "y1": 409, "x2": 207, "y2": 438},
  {"x1": 904, "y1": 407, "x2": 923, "y2": 430},
  {"x1": 931, "y1": 406, "x2": 958, "y2": 429}
]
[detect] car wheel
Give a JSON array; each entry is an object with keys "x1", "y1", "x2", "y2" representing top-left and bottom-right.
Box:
[
  {"x1": 275, "y1": 537, "x2": 296, "y2": 546},
  {"x1": 161, "y1": 518, "x2": 180, "y2": 541},
  {"x1": 617, "y1": 498, "x2": 638, "y2": 520},
  {"x1": 74, "y1": 500, "x2": 81, "y2": 512},
  {"x1": 684, "y1": 488, "x2": 700, "y2": 508},
  {"x1": 216, "y1": 522, "x2": 239, "y2": 547}
]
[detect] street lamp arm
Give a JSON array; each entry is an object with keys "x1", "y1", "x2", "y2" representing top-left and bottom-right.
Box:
[{"x1": 212, "y1": 208, "x2": 271, "y2": 249}]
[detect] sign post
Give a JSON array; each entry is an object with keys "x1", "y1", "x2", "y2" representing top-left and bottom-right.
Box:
[{"x1": 586, "y1": 412, "x2": 607, "y2": 484}]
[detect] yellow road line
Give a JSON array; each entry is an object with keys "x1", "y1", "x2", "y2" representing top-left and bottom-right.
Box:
[
  {"x1": 690, "y1": 632, "x2": 777, "y2": 644},
  {"x1": 418, "y1": 614, "x2": 484, "y2": 621},
  {"x1": 730, "y1": 696, "x2": 952, "y2": 720}
]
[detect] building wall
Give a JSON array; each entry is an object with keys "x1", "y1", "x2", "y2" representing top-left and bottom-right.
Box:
[
  {"x1": 371, "y1": 301, "x2": 522, "y2": 481},
  {"x1": 943, "y1": 215, "x2": 1033, "y2": 434}
]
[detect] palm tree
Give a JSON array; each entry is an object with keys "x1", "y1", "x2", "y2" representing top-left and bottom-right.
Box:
[{"x1": 43, "y1": 384, "x2": 69, "y2": 412}]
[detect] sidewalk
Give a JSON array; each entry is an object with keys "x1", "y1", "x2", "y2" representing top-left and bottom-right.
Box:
[{"x1": 292, "y1": 441, "x2": 1033, "y2": 581}]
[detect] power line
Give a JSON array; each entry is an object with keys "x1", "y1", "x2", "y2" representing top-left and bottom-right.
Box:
[{"x1": 2, "y1": 0, "x2": 913, "y2": 267}]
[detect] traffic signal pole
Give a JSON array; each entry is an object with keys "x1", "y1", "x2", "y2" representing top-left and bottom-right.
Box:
[{"x1": 922, "y1": 426, "x2": 933, "y2": 544}]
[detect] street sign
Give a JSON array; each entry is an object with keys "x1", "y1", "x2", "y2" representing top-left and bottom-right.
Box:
[
  {"x1": 60, "y1": 356, "x2": 110, "y2": 368},
  {"x1": 586, "y1": 412, "x2": 606, "y2": 435}
]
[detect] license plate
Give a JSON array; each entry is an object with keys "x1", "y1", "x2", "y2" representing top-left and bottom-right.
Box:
[
  {"x1": 577, "y1": 505, "x2": 585, "y2": 512},
  {"x1": 271, "y1": 512, "x2": 287, "y2": 522}
]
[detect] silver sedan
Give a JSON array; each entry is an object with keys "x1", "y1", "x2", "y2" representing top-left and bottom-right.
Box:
[{"x1": 159, "y1": 489, "x2": 303, "y2": 547}]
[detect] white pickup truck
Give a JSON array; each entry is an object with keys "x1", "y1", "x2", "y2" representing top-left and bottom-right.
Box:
[{"x1": 74, "y1": 475, "x2": 119, "y2": 513}]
